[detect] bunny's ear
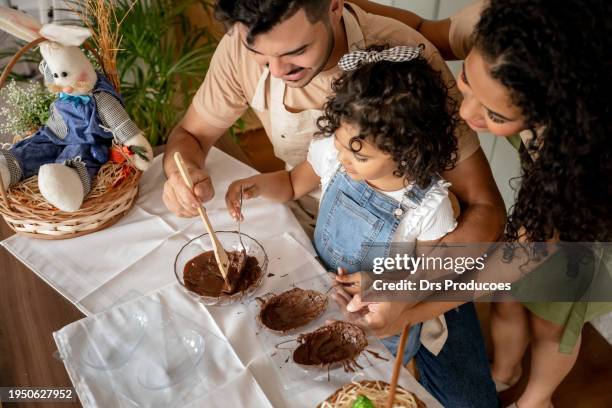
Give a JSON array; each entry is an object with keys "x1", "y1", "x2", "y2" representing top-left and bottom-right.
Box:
[
  {"x1": 38, "y1": 60, "x2": 54, "y2": 84},
  {"x1": 0, "y1": 6, "x2": 43, "y2": 42},
  {"x1": 39, "y1": 24, "x2": 91, "y2": 47}
]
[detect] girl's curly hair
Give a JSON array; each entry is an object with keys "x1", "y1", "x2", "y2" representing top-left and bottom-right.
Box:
[
  {"x1": 316, "y1": 45, "x2": 459, "y2": 188},
  {"x1": 473, "y1": 0, "x2": 612, "y2": 242}
]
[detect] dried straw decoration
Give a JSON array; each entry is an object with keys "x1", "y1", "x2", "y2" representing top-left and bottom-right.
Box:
[{"x1": 68, "y1": 0, "x2": 137, "y2": 91}]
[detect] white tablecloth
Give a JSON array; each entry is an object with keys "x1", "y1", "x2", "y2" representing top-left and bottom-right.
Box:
[{"x1": 2, "y1": 149, "x2": 441, "y2": 407}]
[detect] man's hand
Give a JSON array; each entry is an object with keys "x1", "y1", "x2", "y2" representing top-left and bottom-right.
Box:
[
  {"x1": 162, "y1": 104, "x2": 230, "y2": 217},
  {"x1": 163, "y1": 167, "x2": 214, "y2": 217}
]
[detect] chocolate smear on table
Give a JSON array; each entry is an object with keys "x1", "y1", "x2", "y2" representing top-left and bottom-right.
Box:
[
  {"x1": 257, "y1": 288, "x2": 327, "y2": 332},
  {"x1": 366, "y1": 349, "x2": 390, "y2": 361},
  {"x1": 183, "y1": 250, "x2": 261, "y2": 297},
  {"x1": 293, "y1": 321, "x2": 367, "y2": 373}
]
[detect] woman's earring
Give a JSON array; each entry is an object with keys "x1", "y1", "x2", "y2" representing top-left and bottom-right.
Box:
[{"x1": 400, "y1": 161, "x2": 407, "y2": 167}]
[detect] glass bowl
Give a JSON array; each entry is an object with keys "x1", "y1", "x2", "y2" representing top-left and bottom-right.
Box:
[
  {"x1": 81, "y1": 310, "x2": 148, "y2": 371},
  {"x1": 174, "y1": 231, "x2": 268, "y2": 306},
  {"x1": 137, "y1": 329, "x2": 206, "y2": 390}
]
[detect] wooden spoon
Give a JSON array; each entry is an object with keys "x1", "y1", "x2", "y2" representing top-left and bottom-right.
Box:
[
  {"x1": 386, "y1": 323, "x2": 411, "y2": 408},
  {"x1": 173, "y1": 152, "x2": 233, "y2": 290}
]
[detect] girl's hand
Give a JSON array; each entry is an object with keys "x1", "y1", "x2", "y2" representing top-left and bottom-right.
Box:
[
  {"x1": 333, "y1": 267, "x2": 362, "y2": 296},
  {"x1": 225, "y1": 177, "x2": 260, "y2": 221}
]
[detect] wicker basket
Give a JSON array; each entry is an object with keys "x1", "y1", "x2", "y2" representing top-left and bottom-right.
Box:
[
  {"x1": 0, "y1": 38, "x2": 141, "y2": 239},
  {"x1": 319, "y1": 380, "x2": 426, "y2": 408}
]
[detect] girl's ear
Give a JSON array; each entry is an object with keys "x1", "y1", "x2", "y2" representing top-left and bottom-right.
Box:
[
  {"x1": 39, "y1": 23, "x2": 91, "y2": 47},
  {"x1": 0, "y1": 6, "x2": 43, "y2": 42}
]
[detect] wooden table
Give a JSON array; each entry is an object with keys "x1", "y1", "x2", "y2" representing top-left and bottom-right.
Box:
[{"x1": 0, "y1": 220, "x2": 82, "y2": 408}]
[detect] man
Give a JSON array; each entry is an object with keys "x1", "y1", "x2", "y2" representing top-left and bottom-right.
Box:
[{"x1": 162, "y1": 1, "x2": 504, "y2": 406}]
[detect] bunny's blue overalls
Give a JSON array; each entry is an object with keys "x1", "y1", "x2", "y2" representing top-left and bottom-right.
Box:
[
  {"x1": 314, "y1": 166, "x2": 498, "y2": 407},
  {"x1": 3, "y1": 73, "x2": 119, "y2": 192}
]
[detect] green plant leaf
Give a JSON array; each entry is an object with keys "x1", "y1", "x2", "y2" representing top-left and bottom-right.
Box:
[
  {"x1": 129, "y1": 145, "x2": 150, "y2": 161},
  {"x1": 112, "y1": 0, "x2": 218, "y2": 146},
  {"x1": 352, "y1": 395, "x2": 375, "y2": 408}
]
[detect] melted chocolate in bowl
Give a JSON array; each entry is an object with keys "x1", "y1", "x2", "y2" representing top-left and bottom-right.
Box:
[
  {"x1": 293, "y1": 321, "x2": 367, "y2": 367},
  {"x1": 259, "y1": 288, "x2": 327, "y2": 332},
  {"x1": 183, "y1": 250, "x2": 261, "y2": 297}
]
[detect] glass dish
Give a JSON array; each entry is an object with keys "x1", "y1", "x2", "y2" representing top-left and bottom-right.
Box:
[
  {"x1": 81, "y1": 310, "x2": 148, "y2": 371},
  {"x1": 137, "y1": 328, "x2": 206, "y2": 389},
  {"x1": 174, "y1": 231, "x2": 268, "y2": 306}
]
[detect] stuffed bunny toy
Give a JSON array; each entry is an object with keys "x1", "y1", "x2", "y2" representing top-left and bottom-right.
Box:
[{"x1": 0, "y1": 7, "x2": 153, "y2": 212}]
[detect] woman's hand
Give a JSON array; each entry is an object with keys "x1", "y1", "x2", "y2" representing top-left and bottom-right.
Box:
[
  {"x1": 332, "y1": 285, "x2": 413, "y2": 338},
  {"x1": 332, "y1": 268, "x2": 413, "y2": 338}
]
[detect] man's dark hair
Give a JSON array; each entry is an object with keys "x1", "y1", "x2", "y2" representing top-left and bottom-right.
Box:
[{"x1": 215, "y1": 0, "x2": 331, "y2": 44}]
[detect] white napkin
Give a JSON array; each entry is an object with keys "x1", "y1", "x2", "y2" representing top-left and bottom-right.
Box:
[
  {"x1": 54, "y1": 285, "x2": 273, "y2": 408},
  {"x1": 54, "y1": 234, "x2": 441, "y2": 407}
]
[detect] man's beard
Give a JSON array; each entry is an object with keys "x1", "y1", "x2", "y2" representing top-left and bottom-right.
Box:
[
  {"x1": 312, "y1": 24, "x2": 336, "y2": 78},
  {"x1": 289, "y1": 23, "x2": 335, "y2": 88}
]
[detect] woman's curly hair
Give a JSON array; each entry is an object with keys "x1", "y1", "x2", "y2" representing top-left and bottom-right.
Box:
[
  {"x1": 473, "y1": 0, "x2": 612, "y2": 242},
  {"x1": 316, "y1": 45, "x2": 459, "y2": 188}
]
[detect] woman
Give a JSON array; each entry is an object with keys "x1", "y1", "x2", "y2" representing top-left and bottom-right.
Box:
[
  {"x1": 338, "y1": 1, "x2": 612, "y2": 407},
  {"x1": 457, "y1": 1, "x2": 612, "y2": 407}
]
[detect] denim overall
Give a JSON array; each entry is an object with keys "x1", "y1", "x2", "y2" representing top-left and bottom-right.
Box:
[
  {"x1": 314, "y1": 166, "x2": 498, "y2": 407},
  {"x1": 314, "y1": 166, "x2": 433, "y2": 362},
  {"x1": 9, "y1": 73, "x2": 119, "y2": 184}
]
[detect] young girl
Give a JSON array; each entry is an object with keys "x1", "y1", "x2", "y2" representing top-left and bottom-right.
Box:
[{"x1": 226, "y1": 45, "x2": 498, "y2": 407}]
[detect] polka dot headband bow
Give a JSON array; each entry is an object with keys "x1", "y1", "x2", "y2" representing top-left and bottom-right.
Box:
[{"x1": 337, "y1": 45, "x2": 424, "y2": 71}]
